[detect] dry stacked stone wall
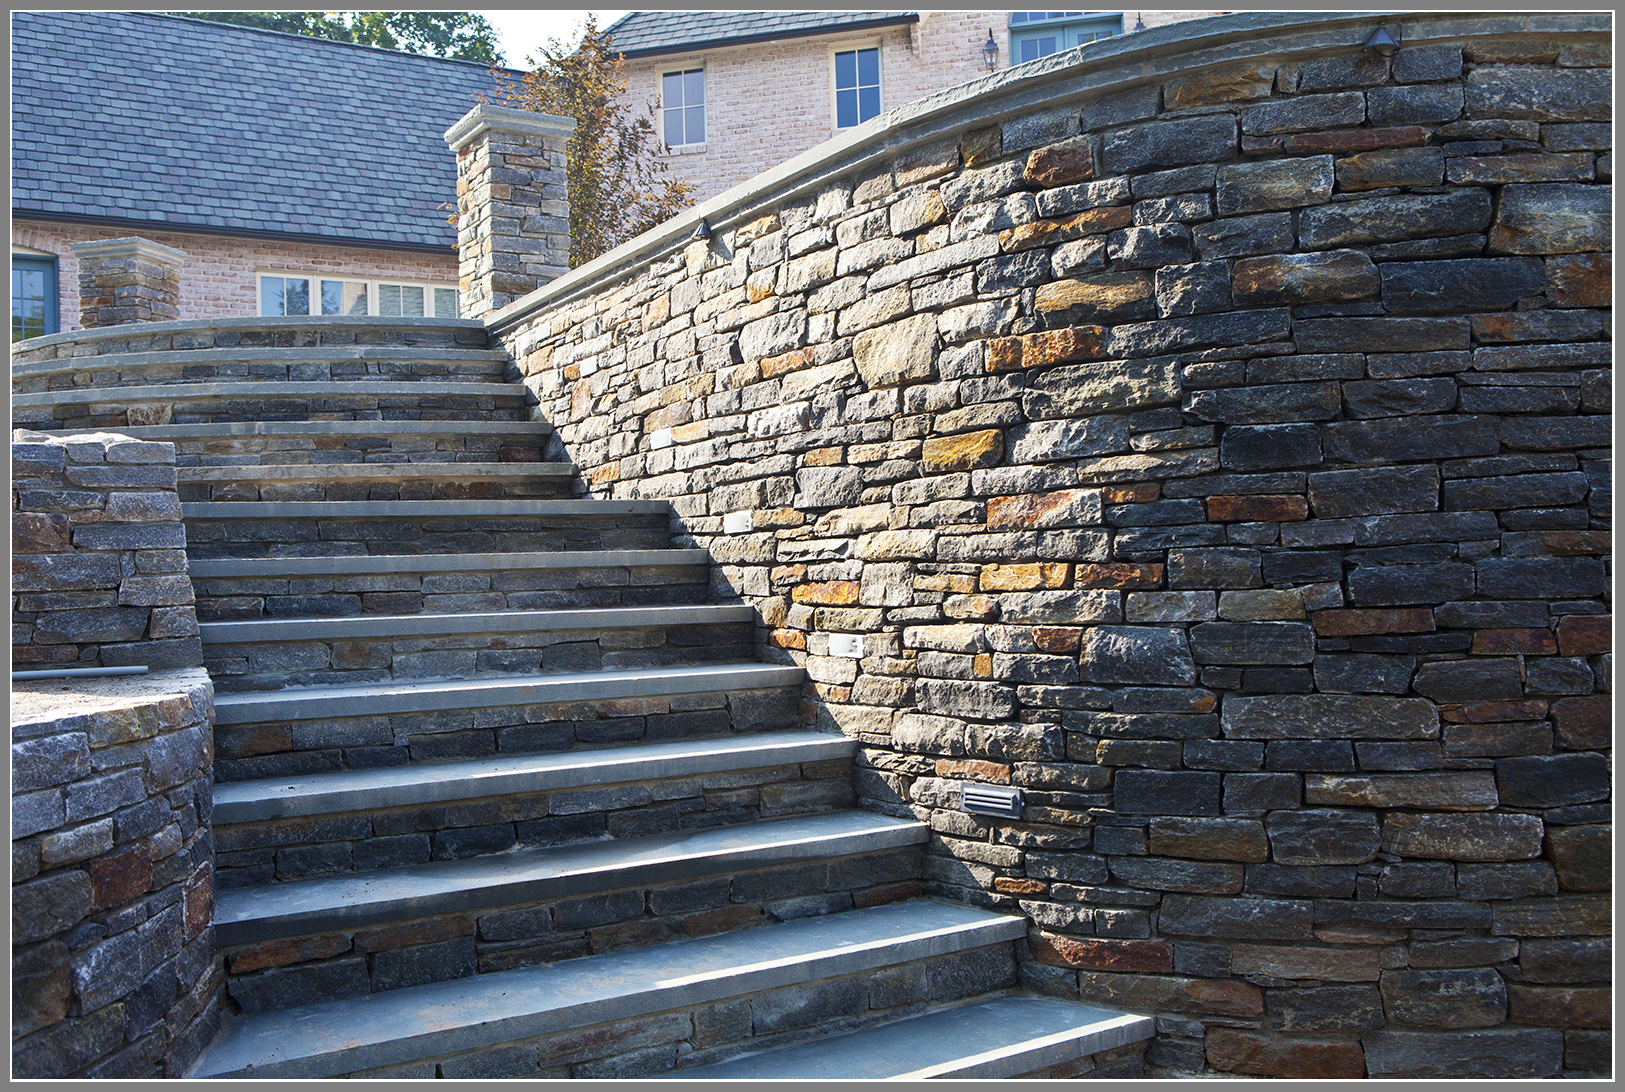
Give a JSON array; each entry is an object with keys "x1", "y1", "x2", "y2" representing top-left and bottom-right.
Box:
[
  {"x1": 12, "y1": 431, "x2": 203, "y2": 670},
  {"x1": 494, "y1": 15, "x2": 1612, "y2": 1080},
  {"x1": 11, "y1": 670, "x2": 219, "y2": 1078}
]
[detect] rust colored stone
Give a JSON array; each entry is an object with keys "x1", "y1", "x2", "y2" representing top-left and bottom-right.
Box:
[
  {"x1": 1034, "y1": 626, "x2": 1083, "y2": 653},
  {"x1": 1557, "y1": 615, "x2": 1610, "y2": 656},
  {"x1": 961, "y1": 125, "x2": 1001, "y2": 168},
  {"x1": 184, "y1": 866, "x2": 212, "y2": 941},
  {"x1": 1073, "y1": 562, "x2": 1164, "y2": 589},
  {"x1": 12, "y1": 512, "x2": 72, "y2": 553},
  {"x1": 1547, "y1": 252, "x2": 1611, "y2": 308},
  {"x1": 761, "y1": 346, "x2": 815, "y2": 378},
  {"x1": 1000, "y1": 206, "x2": 1133, "y2": 253},
  {"x1": 1163, "y1": 62, "x2": 1275, "y2": 108},
  {"x1": 1542, "y1": 529, "x2": 1611, "y2": 556},
  {"x1": 1471, "y1": 627, "x2": 1559, "y2": 656},
  {"x1": 936, "y1": 758, "x2": 1013, "y2": 782},
  {"x1": 1508, "y1": 984, "x2": 1612, "y2": 1028},
  {"x1": 1553, "y1": 695, "x2": 1610, "y2": 750},
  {"x1": 853, "y1": 880, "x2": 924, "y2": 908},
  {"x1": 228, "y1": 932, "x2": 352, "y2": 974},
  {"x1": 1103, "y1": 483, "x2": 1160, "y2": 504},
  {"x1": 590, "y1": 917, "x2": 679, "y2": 953},
  {"x1": 987, "y1": 490, "x2": 1090, "y2": 530},
  {"x1": 89, "y1": 845, "x2": 152, "y2": 910},
  {"x1": 921, "y1": 429, "x2": 1003, "y2": 473},
  {"x1": 987, "y1": 326, "x2": 1107, "y2": 372},
  {"x1": 766, "y1": 628, "x2": 806, "y2": 650},
  {"x1": 1207, "y1": 494, "x2": 1310, "y2": 522},
  {"x1": 973, "y1": 652, "x2": 994, "y2": 677},
  {"x1": 1031, "y1": 932, "x2": 1175, "y2": 973},
  {"x1": 1312, "y1": 608, "x2": 1435, "y2": 636},
  {"x1": 1206, "y1": 1029, "x2": 1366, "y2": 1079},
  {"x1": 1025, "y1": 137, "x2": 1094, "y2": 186},
  {"x1": 355, "y1": 915, "x2": 474, "y2": 953},
  {"x1": 994, "y1": 877, "x2": 1048, "y2": 895},
  {"x1": 1283, "y1": 126, "x2": 1430, "y2": 153},
  {"x1": 801, "y1": 445, "x2": 843, "y2": 466},
  {"x1": 791, "y1": 580, "x2": 860, "y2": 605},
  {"x1": 980, "y1": 562, "x2": 1070, "y2": 591},
  {"x1": 1185, "y1": 979, "x2": 1266, "y2": 1017},
  {"x1": 682, "y1": 904, "x2": 764, "y2": 937},
  {"x1": 1441, "y1": 699, "x2": 1549, "y2": 724},
  {"x1": 588, "y1": 463, "x2": 619, "y2": 485}
]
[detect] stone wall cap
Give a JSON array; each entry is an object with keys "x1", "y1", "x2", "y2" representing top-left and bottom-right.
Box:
[
  {"x1": 445, "y1": 103, "x2": 577, "y2": 152},
  {"x1": 68, "y1": 236, "x2": 189, "y2": 263},
  {"x1": 13, "y1": 314, "x2": 488, "y2": 353},
  {"x1": 485, "y1": 9, "x2": 1611, "y2": 333}
]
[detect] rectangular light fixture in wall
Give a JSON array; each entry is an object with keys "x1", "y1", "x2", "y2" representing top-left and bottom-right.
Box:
[
  {"x1": 829, "y1": 633, "x2": 864, "y2": 659},
  {"x1": 961, "y1": 782, "x2": 1022, "y2": 818},
  {"x1": 723, "y1": 510, "x2": 753, "y2": 534}
]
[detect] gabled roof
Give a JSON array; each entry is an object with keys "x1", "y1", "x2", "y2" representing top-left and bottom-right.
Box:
[
  {"x1": 602, "y1": 11, "x2": 919, "y2": 59},
  {"x1": 11, "y1": 11, "x2": 519, "y2": 251}
]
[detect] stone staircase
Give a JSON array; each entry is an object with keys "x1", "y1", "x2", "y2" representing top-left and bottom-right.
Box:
[{"x1": 14, "y1": 317, "x2": 1152, "y2": 1079}]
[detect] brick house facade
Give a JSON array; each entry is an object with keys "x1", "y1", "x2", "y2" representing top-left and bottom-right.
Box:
[{"x1": 609, "y1": 10, "x2": 1226, "y2": 202}]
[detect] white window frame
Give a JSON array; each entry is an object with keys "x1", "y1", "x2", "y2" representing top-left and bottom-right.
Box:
[
  {"x1": 256, "y1": 271, "x2": 460, "y2": 319},
  {"x1": 659, "y1": 63, "x2": 707, "y2": 151},
  {"x1": 1008, "y1": 12, "x2": 1123, "y2": 66},
  {"x1": 829, "y1": 37, "x2": 883, "y2": 132}
]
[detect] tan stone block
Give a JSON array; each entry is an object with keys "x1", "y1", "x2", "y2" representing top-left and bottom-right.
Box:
[
  {"x1": 1206, "y1": 1029, "x2": 1366, "y2": 1079},
  {"x1": 1073, "y1": 562, "x2": 1162, "y2": 589},
  {"x1": 791, "y1": 580, "x2": 860, "y2": 605},
  {"x1": 1024, "y1": 136, "x2": 1095, "y2": 187},
  {"x1": 1000, "y1": 205, "x2": 1133, "y2": 253},
  {"x1": 921, "y1": 429, "x2": 1002, "y2": 473},
  {"x1": 895, "y1": 136, "x2": 961, "y2": 186},
  {"x1": 1031, "y1": 933, "x2": 1174, "y2": 972},
  {"x1": 1164, "y1": 63, "x2": 1275, "y2": 108},
  {"x1": 1230, "y1": 943, "x2": 1382, "y2": 981},
  {"x1": 1312, "y1": 608, "x2": 1435, "y2": 636},
  {"x1": 733, "y1": 213, "x2": 781, "y2": 246},
  {"x1": 1148, "y1": 817, "x2": 1270, "y2": 862},
  {"x1": 1207, "y1": 494, "x2": 1309, "y2": 522},
  {"x1": 960, "y1": 125, "x2": 1002, "y2": 169},
  {"x1": 1033, "y1": 271, "x2": 1153, "y2": 323},
  {"x1": 935, "y1": 757, "x2": 1012, "y2": 782}
]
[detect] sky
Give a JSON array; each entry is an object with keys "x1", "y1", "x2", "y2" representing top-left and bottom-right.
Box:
[{"x1": 475, "y1": 10, "x2": 632, "y2": 68}]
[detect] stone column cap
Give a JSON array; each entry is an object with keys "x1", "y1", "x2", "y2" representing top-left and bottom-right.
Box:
[
  {"x1": 445, "y1": 103, "x2": 577, "y2": 153},
  {"x1": 68, "y1": 236, "x2": 189, "y2": 263}
]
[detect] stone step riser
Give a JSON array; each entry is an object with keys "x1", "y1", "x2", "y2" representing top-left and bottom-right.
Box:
[
  {"x1": 204, "y1": 620, "x2": 757, "y2": 692},
  {"x1": 214, "y1": 684, "x2": 804, "y2": 782},
  {"x1": 180, "y1": 476, "x2": 578, "y2": 505},
  {"x1": 216, "y1": 757, "x2": 857, "y2": 885},
  {"x1": 194, "y1": 565, "x2": 711, "y2": 621},
  {"x1": 185, "y1": 514, "x2": 672, "y2": 560},
  {"x1": 16, "y1": 362, "x2": 515, "y2": 392},
  {"x1": 349, "y1": 940, "x2": 1014, "y2": 1079},
  {"x1": 222, "y1": 847, "x2": 927, "y2": 1015},
  {"x1": 174, "y1": 441, "x2": 550, "y2": 467}
]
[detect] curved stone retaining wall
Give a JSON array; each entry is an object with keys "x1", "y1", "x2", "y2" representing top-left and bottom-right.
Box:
[
  {"x1": 11, "y1": 669, "x2": 219, "y2": 1078},
  {"x1": 487, "y1": 11, "x2": 1612, "y2": 1080}
]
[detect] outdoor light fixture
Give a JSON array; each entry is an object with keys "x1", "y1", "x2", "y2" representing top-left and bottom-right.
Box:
[
  {"x1": 690, "y1": 220, "x2": 711, "y2": 241},
  {"x1": 982, "y1": 29, "x2": 998, "y2": 71},
  {"x1": 1133, "y1": 12, "x2": 1147, "y2": 32},
  {"x1": 1364, "y1": 25, "x2": 1401, "y2": 56}
]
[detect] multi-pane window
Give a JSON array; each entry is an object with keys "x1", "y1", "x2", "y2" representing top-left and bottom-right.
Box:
[
  {"x1": 1009, "y1": 11, "x2": 1122, "y2": 64},
  {"x1": 662, "y1": 68, "x2": 705, "y2": 147},
  {"x1": 834, "y1": 46, "x2": 881, "y2": 128},
  {"x1": 12, "y1": 255, "x2": 57, "y2": 342},
  {"x1": 258, "y1": 274, "x2": 458, "y2": 319}
]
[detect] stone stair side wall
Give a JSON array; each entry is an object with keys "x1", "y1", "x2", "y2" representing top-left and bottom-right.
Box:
[
  {"x1": 13, "y1": 431, "x2": 202, "y2": 671},
  {"x1": 483, "y1": 12, "x2": 1613, "y2": 1081},
  {"x1": 12, "y1": 668, "x2": 220, "y2": 1078}
]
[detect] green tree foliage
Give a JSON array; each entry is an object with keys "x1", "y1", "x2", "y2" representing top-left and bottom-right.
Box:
[
  {"x1": 494, "y1": 16, "x2": 695, "y2": 267},
  {"x1": 181, "y1": 11, "x2": 502, "y2": 64}
]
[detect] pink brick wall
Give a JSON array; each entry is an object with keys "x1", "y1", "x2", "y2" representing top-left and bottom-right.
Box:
[
  {"x1": 617, "y1": 11, "x2": 1227, "y2": 202},
  {"x1": 11, "y1": 221, "x2": 458, "y2": 334}
]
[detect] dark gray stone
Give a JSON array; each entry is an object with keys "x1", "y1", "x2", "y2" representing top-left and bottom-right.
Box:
[
  {"x1": 1341, "y1": 377, "x2": 1459, "y2": 418},
  {"x1": 1314, "y1": 655, "x2": 1416, "y2": 695},
  {"x1": 1367, "y1": 83, "x2": 1464, "y2": 125},
  {"x1": 1155, "y1": 261, "x2": 1230, "y2": 316},
  {"x1": 228, "y1": 957, "x2": 370, "y2": 1013},
  {"x1": 1465, "y1": 65, "x2": 1611, "y2": 122},
  {"x1": 1297, "y1": 49, "x2": 1390, "y2": 91},
  {"x1": 1490, "y1": 184, "x2": 1612, "y2": 254},
  {"x1": 1309, "y1": 466, "x2": 1438, "y2": 517},
  {"x1": 1215, "y1": 156, "x2": 1334, "y2": 215},
  {"x1": 1348, "y1": 561, "x2": 1474, "y2": 607},
  {"x1": 1270, "y1": 984, "x2": 1385, "y2": 1031},
  {"x1": 1101, "y1": 114, "x2": 1237, "y2": 175},
  {"x1": 1443, "y1": 472, "x2": 1589, "y2": 512},
  {"x1": 1189, "y1": 622, "x2": 1314, "y2": 665},
  {"x1": 752, "y1": 975, "x2": 868, "y2": 1034},
  {"x1": 1393, "y1": 44, "x2": 1462, "y2": 83},
  {"x1": 1323, "y1": 415, "x2": 1499, "y2": 464},
  {"x1": 1245, "y1": 863, "x2": 1356, "y2": 898},
  {"x1": 915, "y1": 678, "x2": 1017, "y2": 721},
  {"x1": 1080, "y1": 84, "x2": 1160, "y2": 131},
  {"x1": 553, "y1": 889, "x2": 646, "y2": 930},
  {"x1": 1107, "y1": 223, "x2": 1195, "y2": 269},
  {"x1": 1499, "y1": 415, "x2": 1609, "y2": 451},
  {"x1": 1167, "y1": 547, "x2": 1260, "y2": 589},
  {"x1": 1380, "y1": 258, "x2": 1546, "y2": 314},
  {"x1": 1219, "y1": 425, "x2": 1322, "y2": 470},
  {"x1": 1519, "y1": 938, "x2": 1611, "y2": 984},
  {"x1": 1186, "y1": 382, "x2": 1341, "y2": 425},
  {"x1": 1080, "y1": 626, "x2": 1197, "y2": 686},
  {"x1": 1241, "y1": 92, "x2": 1365, "y2": 134},
  {"x1": 1158, "y1": 894, "x2": 1314, "y2": 939},
  {"x1": 1457, "y1": 862, "x2": 1559, "y2": 900},
  {"x1": 1109, "y1": 856, "x2": 1242, "y2": 894},
  {"x1": 1114, "y1": 769, "x2": 1222, "y2": 816},
  {"x1": 1411, "y1": 658, "x2": 1523, "y2": 702},
  {"x1": 1182, "y1": 739, "x2": 1263, "y2": 771},
  {"x1": 1379, "y1": 968, "x2": 1507, "y2": 1029},
  {"x1": 1363, "y1": 1027, "x2": 1564, "y2": 1079},
  {"x1": 1478, "y1": 557, "x2": 1607, "y2": 600},
  {"x1": 1380, "y1": 862, "x2": 1457, "y2": 898},
  {"x1": 1298, "y1": 190, "x2": 1491, "y2": 249},
  {"x1": 1496, "y1": 753, "x2": 1611, "y2": 808},
  {"x1": 1266, "y1": 808, "x2": 1381, "y2": 866},
  {"x1": 1132, "y1": 164, "x2": 1217, "y2": 199},
  {"x1": 1193, "y1": 212, "x2": 1295, "y2": 259},
  {"x1": 371, "y1": 938, "x2": 477, "y2": 992},
  {"x1": 1222, "y1": 772, "x2": 1302, "y2": 813},
  {"x1": 1524, "y1": 657, "x2": 1595, "y2": 696}
]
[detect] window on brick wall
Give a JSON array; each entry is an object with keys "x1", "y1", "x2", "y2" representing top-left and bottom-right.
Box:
[
  {"x1": 12, "y1": 254, "x2": 58, "y2": 342},
  {"x1": 833, "y1": 45, "x2": 882, "y2": 129},
  {"x1": 1009, "y1": 11, "x2": 1122, "y2": 64},
  {"x1": 662, "y1": 67, "x2": 705, "y2": 148},
  {"x1": 258, "y1": 273, "x2": 458, "y2": 318}
]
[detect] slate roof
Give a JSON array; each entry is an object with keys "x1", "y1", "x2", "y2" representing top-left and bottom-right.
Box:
[
  {"x1": 602, "y1": 11, "x2": 919, "y2": 59},
  {"x1": 11, "y1": 11, "x2": 518, "y2": 250}
]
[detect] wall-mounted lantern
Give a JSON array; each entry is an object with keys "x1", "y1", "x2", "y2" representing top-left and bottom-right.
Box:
[{"x1": 982, "y1": 29, "x2": 998, "y2": 72}]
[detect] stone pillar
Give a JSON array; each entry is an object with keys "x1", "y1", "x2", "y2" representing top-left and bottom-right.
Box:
[
  {"x1": 67, "y1": 237, "x2": 186, "y2": 328},
  {"x1": 444, "y1": 104, "x2": 576, "y2": 320}
]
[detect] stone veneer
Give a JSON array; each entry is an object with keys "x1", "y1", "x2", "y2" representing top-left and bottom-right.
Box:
[
  {"x1": 12, "y1": 431, "x2": 203, "y2": 671},
  {"x1": 67, "y1": 237, "x2": 187, "y2": 329},
  {"x1": 480, "y1": 12, "x2": 1612, "y2": 1079},
  {"x1": 11, "y1": 669, "x2": 220, "y2": 1078}
]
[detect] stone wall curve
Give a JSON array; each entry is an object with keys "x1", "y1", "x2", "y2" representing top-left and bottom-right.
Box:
[{"x1": 491, "y1": 11, "x2": 1611, "y2": 1078}]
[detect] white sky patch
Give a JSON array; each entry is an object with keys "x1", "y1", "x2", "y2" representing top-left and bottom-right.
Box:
[{"x1": 475, "y1": 9, "x2": 632, "y2": 68}]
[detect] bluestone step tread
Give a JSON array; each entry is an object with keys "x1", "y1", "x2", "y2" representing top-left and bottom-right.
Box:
[
  {"x1": 212, "y1": 730, "x2": 854, "y2": 823},
  {"x1": 12, "y1": 345, "x2": 511, "y2": 379},
  {"x1": 210, "y1": 662, "x2": 806, "y2": 724},
  {"x1": 190, "y1": 900, "x2": 1023, "y2": 1079},
  {"x1": 201, "y1": 604, "x2": 755, "y2": 643},
  {"x1": 182, "y1": 498, "x2": 668, "y2": 519},
  {"x1": 215, "y1": 810, "x2": 928, "y2": 945},
  {"x1": 13, "y1": 380, "x2": 528, "y2": 405},
  {"x1": 661, "y1": 996, "x2": 1155, "y2": 1080},
  {"x1": 187, "y1": 549, "x2": 710, "y2": 579},
  {"x1": 179, "y1": 461, "x2": 574, "y2": 482},
  {"x1": 30, "y1": 420, "x2": 551, "y2": 441}
]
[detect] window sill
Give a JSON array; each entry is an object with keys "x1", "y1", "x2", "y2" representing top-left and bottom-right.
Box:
[{"x1": 665, "y1": 144, "x2": 708, "y2": 156}]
